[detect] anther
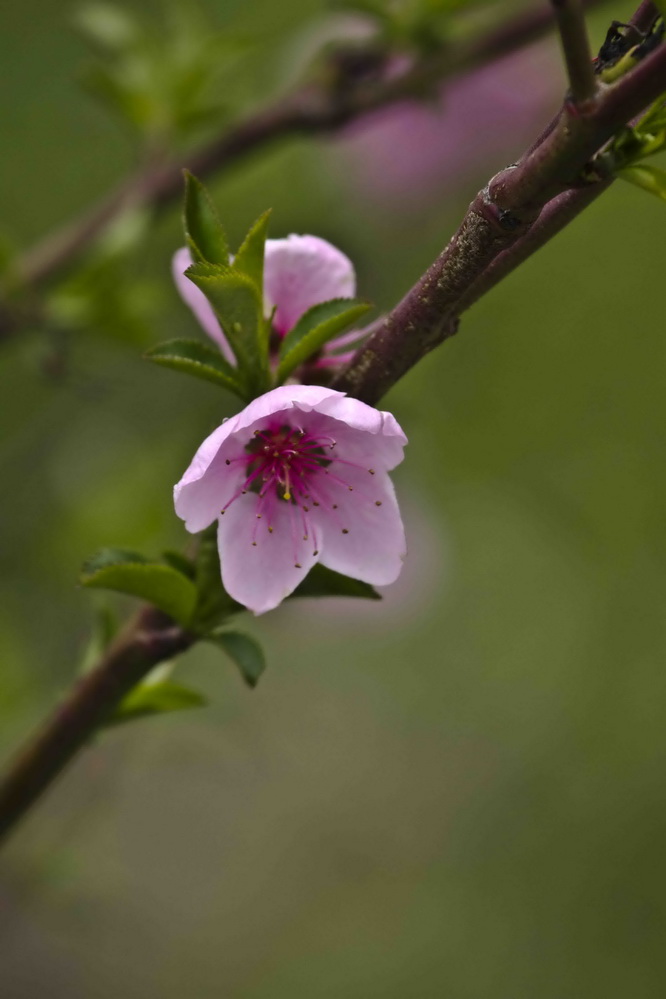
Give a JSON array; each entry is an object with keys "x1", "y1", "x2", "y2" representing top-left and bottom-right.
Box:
[
  {"x1": 268, "y1": 526, "x2": 273, "y2": 533},
  {"x1": 252, "y1": 542, "x2": 257, "y2": 547},
  {"x1": 256, "y1": 514, "x2": 262, "y2": 519},
  {"x1": 342, "y1": 528, "x2": 349, "y2": 534},
  {"x1": 220, "y1": 510, "x2": 225, "y2": 515},
  {"x1": 225, "y1": 459, "x2": 231, "y2": 465},
  {"x1": 303, "y1": 505, "x2": 309, "y2": 512},
  {"x1": 332, "y1": 504, "x2": 338, "y2": 510},
  {"x1": 302, "y1": 534, "x2": 308, "y2": 541},
  {"x1": 313, "y1": 549, "x2": 319, "y2": 556},
  {"x1": 348, "y1": 486, "x2": 353, "y2": 492},
  {"x1": 375, "y1": 501, "x2": 382, "y2": 506},
  {"x1": 368, "y1": 469, "x2": 375, "y2": 475},
  {"x1": 295, "y1": 562, "x2": 302, "y2": 568}
]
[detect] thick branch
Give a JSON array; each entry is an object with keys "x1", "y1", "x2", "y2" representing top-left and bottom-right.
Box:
[
  {"x1": 0, "y1": 606, "x2": 194, "y2": 845},
  {"x1": 334, "y1": 32, "x2": 666, "y2": 405}
]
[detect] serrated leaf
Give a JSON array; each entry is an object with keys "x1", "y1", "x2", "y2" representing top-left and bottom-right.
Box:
[
  {"x1": 183, "y1": 172, "x2": 230, "y2": 266},
  {"x1": 144, "y1": 338, "x2": 244, "y2": 397},
  {"x1": 109, "y1": 681, "x2": 206, "y2": 727},
  {"x1": 208, "y1": 630, "x2": 266, "y2": 687},
  {"x1": 81, "y1": 549, "x2": 197, "y2": 626},
  {"x1": 276, "y1": 299, "x2": 371, "y2": 383},
  {"x1": 233, "y1": 209, "x2": 271, "y2": 289},
  {"x1": 191, "y1": 525, "x2": 242, "y2": 631},
  {"x1": 618, "y1": 164, "x2": 666, "y2": 202},
  {"x1": 185, "y1": 264, "x2": 267, "y2": 386},
  {"x1": 291, "y1": 563, "x2": 381, "y2": 600}
]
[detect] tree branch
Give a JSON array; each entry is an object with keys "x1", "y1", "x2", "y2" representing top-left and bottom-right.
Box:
[
  {"x1": 0, "y1": 606, "x2": 194, "y2": 845},
  {"x1": 333, "y1": 25, "x2": 666, "y2": 405},
  {"x1": 551, "y1": 0, "x2": 597, "y2": 105},
  {"x1": 10, "y1": 0, "x2": 604, "y2": 296}
]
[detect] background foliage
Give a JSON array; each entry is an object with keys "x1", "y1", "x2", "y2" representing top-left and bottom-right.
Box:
[{"x1": 2, "y1": 0, "x2": 666, "y2": 996}]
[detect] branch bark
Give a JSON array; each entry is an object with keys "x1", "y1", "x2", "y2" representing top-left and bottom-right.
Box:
[
  {"x1": 0, "y1": 607, "x2": 194, "y2": 845},
  {"x1": 333, "y1": 27, "x2": 666, "y2": 405},
  {"x1": 12, "y1": 0, "x2": 604, "y2": 294}
]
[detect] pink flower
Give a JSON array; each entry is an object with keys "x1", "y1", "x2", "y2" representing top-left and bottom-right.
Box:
[
  {"x1": 172, "y1": 234, "x2": 363, "y2": 367},
  {"x1": 174, "y1": 385, "x2": 407, "y2": 614}
]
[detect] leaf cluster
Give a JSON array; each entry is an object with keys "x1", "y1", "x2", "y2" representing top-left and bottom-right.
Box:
[{"x1": 145, "y1": 173, "x2": 371, "y2": 399}]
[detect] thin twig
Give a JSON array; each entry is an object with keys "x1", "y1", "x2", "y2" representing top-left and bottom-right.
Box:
[
  {"x1": 551, "y1": 0, "x2": 597, "y2": 105},
  {"x1": 11, "y1": 0, "x2": 604, "y2": 296}
]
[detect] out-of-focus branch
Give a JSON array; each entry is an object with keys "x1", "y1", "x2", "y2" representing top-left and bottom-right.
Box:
[
  {"x1": 4, "y1": 0, "x2": 606, "y2": 313},
  {"x1": 333, "y1": 6, "x2": 665, "y2": 405},
  {"x1": 0, "y1": 606, "x2": 194, "y2": 846}
]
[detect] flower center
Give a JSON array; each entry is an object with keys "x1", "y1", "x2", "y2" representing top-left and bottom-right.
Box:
[
  {"x1": 220, "y1": 423, "x2": 382, "y2": 567},
  {"x1": 246, "y1": 425, "x2": 334, "y2": 502}
]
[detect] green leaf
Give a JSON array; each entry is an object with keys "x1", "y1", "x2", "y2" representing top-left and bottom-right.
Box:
[
  {"x1": 79, "y1": 600, "x2": 119, "y2": 674},
  {"x1": 233, "y1": 209, "x2": 271, "y2": 289},
  {"x1": 191, "y1": 525, "x2": 242, "y2": 631},
  {"x1": 144, "y1": 338, "x2": 244, "y2": 397},
  {"x1": 276, "y1": 299, "x2": 371, "y2": 383},
  {"x1": 74, "y1": 3, "x2": 140, "y2": 51},
  {"x1": 185, "y1": 264, "x2": 267, "y2": 386},
  {"x1": 291, "y1": 563, "x2": 381, "y2": 600},
  {"x1": 80, "y1": 549, "x2": 197, "y2": 626},
  {"x1": 183, "y1": 172, "x2": 230, "y2": 266},
  {"x1": 110, "y1": 681, "x2": 206, "y2": 726},
  {"x1": 209, "y1": 630, "x2": 266, "y2": 688},
  {"x1": 618, "y1": 164, "x2": 666, "y2": 202}
]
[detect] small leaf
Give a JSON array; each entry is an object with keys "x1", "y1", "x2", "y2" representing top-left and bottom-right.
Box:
[
  {"x1": 618, "y1": 164, "x2": 666, "y2": 202},
  {"x1": 276, "y1": 299, "x2": 371, "y2": 383},
  {"x1": 144, "y1": 338, "x2": 244, "y2": 397},
  {"x1": 209, "y1": 630, "x2": 266, "y2": 687},
  {"x1": 183, "y1": 172, "x2": 230, "y2": 266},
  {"x1": 79, "y1": 600, "x2": 119, "y2": 674},
  {"x1": 233, "y1": 209, "x2": 271, "y2": 289},
  {"x1": 291, "y1": 563, "x2": 381, "y2": 600},
  {"x1": 109, "y1": 681, "x2": 206, "y2": 726},
  {"x1": 192, "y1": 524, "x2": 243, "y2": 631},
  {"x1": 74, "y1": 3, "x2": 140, "y2": 51},
  {"x1": 81, "y1": 549, "x2": 197, "y2": 626},
  {"x1": 185, "y1": 264, "x2": 267, "y2": 385}
]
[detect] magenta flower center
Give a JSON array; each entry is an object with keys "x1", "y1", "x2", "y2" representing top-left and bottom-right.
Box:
[{"x1": 220, "y1": 423, "x2": 381, "y2": 568}]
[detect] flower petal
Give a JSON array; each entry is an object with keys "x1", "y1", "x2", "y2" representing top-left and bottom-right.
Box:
[
  {"x1": 316, "y1": 467, "x2": 406, "y2": 586},
  {"x1": 172, "y1": 247, "x2": 236, "y2": 365},
  {"x1": 312, "y1": 394, "x2": 407, "y2": 471},
  {"x1": 264, "y1": 235, "x2": 356, "y2": 336},
  {"x1": 174, "y1": 386, "x2": 346, "y2": 532},
  {"x1": 218, "y1": 494, "x2": 320, "y2": 614}
]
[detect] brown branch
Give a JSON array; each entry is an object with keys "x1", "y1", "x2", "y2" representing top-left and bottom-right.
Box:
[
  {"x1": 0, "y1": 606, "x2": 194, "y2": 845},
  {"x1": 333, "y1": 25, "x2": 666, "y2": 405},
  {"x1": 12, "y1": 0, "x2": 605, "y2": 296}
]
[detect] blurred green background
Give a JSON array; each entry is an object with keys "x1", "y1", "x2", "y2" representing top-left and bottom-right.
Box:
[{"x1": 2, "y1": 1, "x2": 666, "y2": 996}]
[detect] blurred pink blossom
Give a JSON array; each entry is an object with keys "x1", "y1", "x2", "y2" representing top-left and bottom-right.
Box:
[
  {"x1": 173, "y1": 235, "x2": 363, "y2": 367},
  {"x1": 333, "y1": 43, "x2": 560, "y2": 206}
]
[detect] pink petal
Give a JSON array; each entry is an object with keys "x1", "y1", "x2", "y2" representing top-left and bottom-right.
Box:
[
  {"x1": 312, "y1": 394, "x2": 407, "y2": 470},
  {"x1": 172, "y1": 247, "x2": 236, "y2": 365},
  {"x1": 316, "y1": 468, "x2": 406, "y2": 585},
  {"x1": 264, "y1": 235, "x2": 356, "y2": 336},
  {"x1": 174, "y1": 386, "x2": 346, "y2": 533},
  {"x1": 218, "y1": 494, "x2": 320, "y2": 614}
]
